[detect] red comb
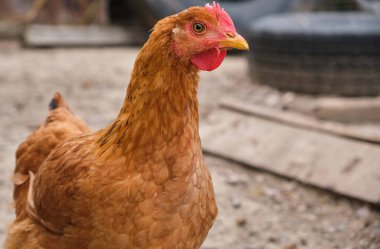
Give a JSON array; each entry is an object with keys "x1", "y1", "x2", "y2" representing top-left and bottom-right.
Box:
[{"x1": 205, "y1": 2, "x2": 236, "y2": 32}]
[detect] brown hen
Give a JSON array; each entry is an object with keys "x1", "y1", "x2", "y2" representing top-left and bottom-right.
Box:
[{"x1": 5, "y1": 3, "x2": 248, "y2": 249}]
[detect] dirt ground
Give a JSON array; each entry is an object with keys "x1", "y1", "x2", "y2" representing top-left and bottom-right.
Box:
[{"x1": 0, "y1": 41, "x2": 379, "y2": 249}]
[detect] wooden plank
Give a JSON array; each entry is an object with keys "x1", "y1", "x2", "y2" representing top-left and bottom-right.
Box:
[
  {"x1": 0, "y1": 22, "x2": 23, "y2": 39},
  {"x1": 312, "y1": 97, "x2": 380, "y2": 123},
  {"x1": 200, "y1": 108, "x2": 380, "y2": 205},
  {"x1": 23, "y1": 25, "x2": 147, "y2": 47},
  {"x1": 221, "y1": 98, "x2": 380, "y2": 144},
  {"x1": 1, "y1": 0, "x2": 108, "y2": 25}
]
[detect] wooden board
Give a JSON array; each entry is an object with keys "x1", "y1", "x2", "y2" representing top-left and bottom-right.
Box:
[
  {"x1": 1, "y1": 0, "x2": 108, "y2": 25},
  {"x1": 312, "y1": 97, "x2": 380, "y2": 123},
  {"x1": 0, "y1": 22, "x2": 23, "y2": 39},
  {"x1": 23, "y1": 25, "x2": 147, "y2": 47},
  {"x1": 221, "y1": 98, "x2": 380, "y2": 144},
  {"x1": 200, "y1": 108, "x2": 380, "y2": 205}
]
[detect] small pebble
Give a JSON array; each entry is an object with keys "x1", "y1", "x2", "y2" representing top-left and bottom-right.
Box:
[
  {"x1": 264, "y1": 94, "x2": 280, "y2": 107},
  {"x1": 226, "y1": 174, "x2": 247, "y2": 186},
  {"x1": 263, "y1": 187, "x2": 279, "y2": 198},
  {"x1": 337, "y1": 223, "x2": 347, "y2": 232},
  {"x1": 283, "y1": 182, "x2": 297, "y2": 192},
  {"x1": 236, "y1": 217, "x2": 247, "y2": 227},
  {"x1": 250, "y1": 187, "x2": 264, "y2": 199},
  {"x1": 356, "y1": 207, "x2": 371, "y2": 220},
  {"x1": 359, "y1": 239, "x2": 369, "y2": 247},
  {"x1": 282, "y1": 92, "x2": 296, "y2": 104},
  {"x1": 232, "y1": 197, "x2": 241, "y2": 209},
  {"x1": 268, "y1": 236, "x2": 278, "y2": 243},
  {"x1": 300, "y1": 237, "x2": 308, "y2": 246},
  {"x1": 327, "y1": 225, "x2": 337, "y2": 233},
  {"x1": 371, "y1": 226, "x2": 380, "y2": 238},
  {"x1": 284, "y1": 243, "x2": 297, "y2": 249},
  {"x1": 305, "y1": 214, "x2": 317, "y2": 221}
]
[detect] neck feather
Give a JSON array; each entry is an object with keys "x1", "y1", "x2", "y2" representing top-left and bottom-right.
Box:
[{"x1": 96, "y1": 23, "x2": 200, "y2": 156}]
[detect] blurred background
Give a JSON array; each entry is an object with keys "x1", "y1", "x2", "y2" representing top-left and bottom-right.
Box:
[{"x1": 0, "y1": 0, "x2": 380, "y2": 248}]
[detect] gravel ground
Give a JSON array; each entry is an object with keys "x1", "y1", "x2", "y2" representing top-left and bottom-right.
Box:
[{"x1": 0, "y1": 41, "x2": 379, "y2": 249}]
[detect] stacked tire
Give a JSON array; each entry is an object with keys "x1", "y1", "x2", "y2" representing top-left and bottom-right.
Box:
[{"x1": 249, "y1": 13, "x2": 380, "y2": 96}]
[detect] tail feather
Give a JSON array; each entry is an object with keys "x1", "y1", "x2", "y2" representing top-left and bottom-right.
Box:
[
  {"x1": 49, "y1": 92, "x2": 70, "y2": 111},
  {"x1": 12, "y1": 91, "x2": 89, "y2": 220}
]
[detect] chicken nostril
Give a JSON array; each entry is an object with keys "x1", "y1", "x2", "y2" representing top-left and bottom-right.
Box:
[{"x1": 226, "y1": 32, "x2": 236, "y2": 38}]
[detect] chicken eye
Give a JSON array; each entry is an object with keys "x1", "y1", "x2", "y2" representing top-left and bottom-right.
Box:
[{"x1": 193, "y1": 23, "x2": 206, "y2": 34}]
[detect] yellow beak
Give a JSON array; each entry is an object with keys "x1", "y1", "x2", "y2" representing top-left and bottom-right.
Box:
[{"x1": 220, "y1": 33, "x2": 249, "y2": 50}]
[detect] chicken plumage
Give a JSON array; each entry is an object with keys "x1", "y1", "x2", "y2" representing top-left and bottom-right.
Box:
[{"x1": 5, "y1": 3, "x2": 248, "y2": 249}]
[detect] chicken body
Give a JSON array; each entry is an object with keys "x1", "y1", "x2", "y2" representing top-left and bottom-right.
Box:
[
  {"x1": 7, "y1": 62, "x2": 216, "y2": 249},
  {"x1": 5, "y1": 4, "x2": 248, "y2": 249},
  {"x1": 7, "y1": 40, "x2": 216, "y2": 249}
]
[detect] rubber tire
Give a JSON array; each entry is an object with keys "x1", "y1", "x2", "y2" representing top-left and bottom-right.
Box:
[{"x1": 248, "y1": 12, "x2": 380, "y2": 96}]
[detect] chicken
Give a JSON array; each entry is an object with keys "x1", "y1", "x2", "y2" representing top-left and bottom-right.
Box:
[{"x1": 5, "y1": 3, "x2": 249, "y2": 249}]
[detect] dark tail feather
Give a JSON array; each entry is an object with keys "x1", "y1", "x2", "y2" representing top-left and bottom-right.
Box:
[{"x1": 49, "y1": 92, "x2": 69, "y2": 110}]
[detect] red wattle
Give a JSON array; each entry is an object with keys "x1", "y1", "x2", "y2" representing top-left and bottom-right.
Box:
[{"x1": 190, "y1": 47, "x2": 227, "y2": 71}]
